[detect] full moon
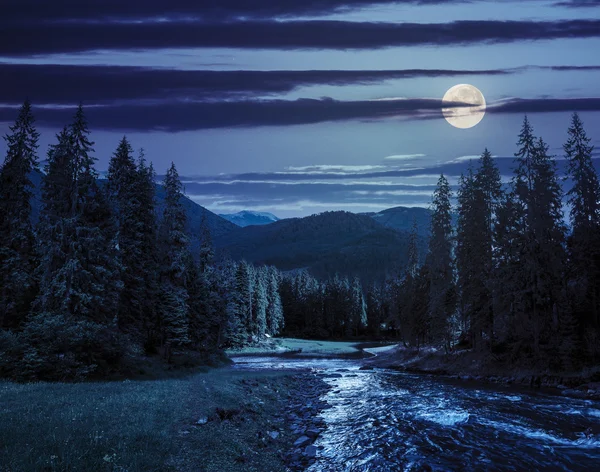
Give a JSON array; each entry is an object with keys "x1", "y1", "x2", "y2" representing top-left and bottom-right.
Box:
[{"x1": 442, "y1": 84, "x2": 486, "y2": 129}]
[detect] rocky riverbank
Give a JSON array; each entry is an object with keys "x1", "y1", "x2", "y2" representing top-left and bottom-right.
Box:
[
  {"x1": 281, "y1": 372, "x2": 332, "y2": 471},
  {"x1": 364, "y1": 345, "x2": 600, "y2": 400}
]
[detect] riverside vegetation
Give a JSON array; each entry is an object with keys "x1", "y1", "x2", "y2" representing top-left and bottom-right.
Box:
[{"x1": 1, "y1": 101, "x2": 600, "y2": 470}]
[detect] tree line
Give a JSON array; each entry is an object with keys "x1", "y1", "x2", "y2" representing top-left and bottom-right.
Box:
[
  {"x1": 1, "y1": 102, "x2": 598, "y2": 379},
  {"x1": 0, "y1": 102, "x2": 286, "y2": 380},
  {"x1": 379, "y1": 114, "x2": 600, "y2": 370}
]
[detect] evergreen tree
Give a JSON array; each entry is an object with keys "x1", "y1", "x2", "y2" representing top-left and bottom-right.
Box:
[
  {"x1": 198, "y1": 214, "x2": 215, "y2": 274},
  {"x1": 348, "y1": 276, "x2": 366, "y2": 337},
  {"x1": 134, "y1": 152, "x2": 161, "y2": 351},
  {"x1": 564, "y1": 113, "x2": 600, "y2": 360},
  {"x1": 266, "y1": 266, "x2": 284, "y2": 336},
  {"x1": 36, "y1": 106, "x2": 121, "y2": 324},
  {"x1": 0, "y1": 100, "x2": 40, "y2": 329},
  {"x1": 252, "y1": 268, "x2": 268, "y2": 338},
  {"x1": 428, "y1": 174, "x2": 455, "y2": 350},
  {"x1": 108, "y1": 137, "x2": 145, "y2": 332},
  {"x1": 158, "y1": 163, "x2": 192, "y2": 358},
  {"x1": 366, "y1": 284, "x2": 383, "y2": 337},
  {"x1": 226, "y1": 261, "x2": 252, "y2": 347}
]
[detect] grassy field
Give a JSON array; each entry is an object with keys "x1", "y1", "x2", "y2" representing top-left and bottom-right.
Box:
[
  {"x1": 0, "y1": 369, "x2": 299, "y2": 472},
  {"x1": 227, "y1": 337, "x2": 397, "y2": 358}
]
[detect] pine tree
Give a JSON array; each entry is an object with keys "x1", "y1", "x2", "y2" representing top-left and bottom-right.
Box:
[
  {"x1": 108, "y1": 137, "x2": 144, "y2": 332},
  {"x1": 564, "y1": 113, "x2": 600, "y2": 360},
  {"x1": 226, "y1": 261, "x2": 252, "y2": 347},
  {"x1": 158, "y1": 163, "x2": 193, "y2": 358},
  {"x1": 407, "y1": 218, "x2": 419, "y2": 279},
  {"x1": 456, "y1": 151, "x2": 503, "y2": 349},
  {"x1": 366, "y1": 284, "x2": 383, "y2": 338},
  {"x1": 0, "y1": 101, "x2": 40, "y2": 329},
  {"x1": 36, "y1": 106, "x2": 121, "y2": 324},
  {"x1": 198, "y1": 213, "x2": 214, "y2": 274},
  {"x1": 348, "y1": 276, "x2": 366, "y2": 337},
  {"x1": 134, "y1": 152, "x2": 161, "y2": 351},
  {"x1": 428, "y1": 174, "x2": 455, "y2": 350},
  {"x1": 252, "y1": 268, "x2": 268, "y2": 338},
  {"x1": 266, "y1": 266, "x2": 284, "y2": 336}
]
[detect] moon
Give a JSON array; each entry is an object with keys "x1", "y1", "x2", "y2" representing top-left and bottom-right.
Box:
[{"x1": 442, "y1": 84, "x2": 486, "y2": 129}]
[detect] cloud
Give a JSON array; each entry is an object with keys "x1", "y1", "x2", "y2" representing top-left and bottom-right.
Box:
[
  {"x1": 285, "y1": 164, "x2": 388, "y2": 173},
  {"x1": 489, "y1": 97, "x2": 600, "y2": 114},
  {"x1": 2, "y1": 96, "x2": 599, "y2": 132},
  {"x1": 384, "y1": 154, "x2": 427, "y2": 160},
  {"x1": 0, "y1": 64, "x2": 516, "y2": 105},
  {"x1": 0, "y1": 0, "x2": 480, "y2": 23},
  {"x1": 0, "y1": 97, "x2": 454, "y2": 131},
  {"x1": 553, "y1": 0, "x2": 600, "y2": 8},
  {"x1": 2, "y1": 19, "x2": 600, "y2": 55}
]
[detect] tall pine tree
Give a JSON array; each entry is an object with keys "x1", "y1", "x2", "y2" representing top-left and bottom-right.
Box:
[{"x1": 0, "y1": 100, "x2": 40, "y2": 329}]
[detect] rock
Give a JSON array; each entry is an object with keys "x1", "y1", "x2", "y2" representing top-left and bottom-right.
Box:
[
  {"x1": 293, "y1": 436, "x2": 312, "y2": 448},
  {"x1": 304, "y1": 445, "x2": 318, "y2": 457},
  {"x1": 359, "y1": 366, "x2": 374, "y2": 370},
  {"x1": 196, "y1": 417, "x2": 208, "y2": 425},
  {"x1": 268, "y1": 431, "x2": 280, "y2": 440},
  {"x1": 305, "y1": 428, "x2": 321, "y2": 438}
]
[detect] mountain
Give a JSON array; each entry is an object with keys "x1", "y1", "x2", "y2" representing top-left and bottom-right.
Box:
[
  {"x1": 219, "y1": 210, "x2": 279, "y2": 227},
  {"x1": 365, "y1": 206, "x2": 432, "y2": 238},
  {"x1": 28, "y1": 170, "x2": 238, "y2": 245},
  {"x1": 213, "y1": 211, "x2": 428, "y2": 282}
]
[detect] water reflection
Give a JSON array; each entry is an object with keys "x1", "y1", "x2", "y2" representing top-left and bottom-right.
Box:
[{"x1": 232, "y1": 357, "x2": 600, "y2": 471}]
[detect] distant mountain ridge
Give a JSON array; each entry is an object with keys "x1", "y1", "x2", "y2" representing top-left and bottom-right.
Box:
[
  {"x1": 364, "y1": 206, "x2": 432, "y2": 237},
  {"x1": 27, "y1": 170, "x2": 238, "y2": 247},
  {"x1": 219, "y1": 210, "x2": 279, "y2": 227},
  {"x1": 214, "y1": 210, "x2": 428, "y2": 282}
]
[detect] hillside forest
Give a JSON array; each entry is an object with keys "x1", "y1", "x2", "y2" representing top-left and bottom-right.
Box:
[{"x1": 1, "y1": 101, "x2": 599, "y2": 380}]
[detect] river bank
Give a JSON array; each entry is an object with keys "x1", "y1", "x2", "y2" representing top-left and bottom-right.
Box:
[
  {"x1": 364, "y1": 344, "x2": 600, "y2": 400},
  {"x1": 0, "y1": 367, "x2": 330, "y2": 472}
]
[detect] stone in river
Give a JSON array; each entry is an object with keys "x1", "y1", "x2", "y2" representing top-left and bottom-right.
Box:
[
  {"x1": 294, "y1": 436, "x2": 312, "y2": 448},
  {"x1": 304, "y1": 445, "x2": 318, "y2": 457}
]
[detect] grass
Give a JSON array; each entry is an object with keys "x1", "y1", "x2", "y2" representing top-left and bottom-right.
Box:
[
  {"x1": 227, "y1": 337, "x2": 397, "y2": 358},
  {"x1": 0, "y1": 369, "x2": 299, "y2": 472}
]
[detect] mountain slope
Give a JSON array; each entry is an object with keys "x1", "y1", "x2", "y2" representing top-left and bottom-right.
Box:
[
  {"x1": 219, "y1": 210, "x2": 279, "y2": 227},
  {"x1": 214, "y1": 211, "x2": 428, "y2": 282},
  {"x1": 28, "y1": 170, "x2": 238, "y2": 244},
  {"x1": 367, "y1": 206, "x2": 432, "y2": 238}
]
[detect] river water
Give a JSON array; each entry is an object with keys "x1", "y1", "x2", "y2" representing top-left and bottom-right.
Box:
[{"x1": 232, "y1": 356, "x2": 600, "y2": 471}]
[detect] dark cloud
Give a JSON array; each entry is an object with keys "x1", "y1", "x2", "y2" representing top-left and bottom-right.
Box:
[
  {"x1": 490, "y1": 97, "x2": 600, "y2": 114},
  {"x1": 0, "y1": 98, "x2": 453, "y2": 131},
  {"x1": 2, "y1": 97, "x2": 599, "y2": 132},
  {"x1": 553, "y1": 0, "x2": 600, "y2": 7},
  {"x1": 0, "y1": 64, "x2": 512, "y2": 105},
  {"x1": 0, "y1": 0, "x2": 472, "y2": 23},
  {"x1": 2, "y1": 19, "x2": 600, "y2": 56}
]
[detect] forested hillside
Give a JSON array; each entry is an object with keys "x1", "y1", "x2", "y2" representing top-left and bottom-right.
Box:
[
  {"x1": 1, "y1": 102, "x2": 599, "y2": 381},
  {"x1": 214, "y1": 211, "x2": 428, "y2": 282}
]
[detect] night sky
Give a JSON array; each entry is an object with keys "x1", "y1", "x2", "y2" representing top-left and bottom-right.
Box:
[{"x1": 1, "y1": 0, "x2": 599, "y2": 217}]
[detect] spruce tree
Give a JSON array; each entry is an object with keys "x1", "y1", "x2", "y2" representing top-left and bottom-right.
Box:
[
  {"x1": 252, "y1": 268, "x2": 268, "y2": 338},
  {"x1": 0, "y1": 100, "x2": 40, "y2": 329},
  {"x1": 108, "y1": 137, "x2": 144, "y2": 332},
  {"x1": 135, "y1": 153, "x2": 161, "y2": 351},
  {"x1": 266, "y1": 266, "x2": 284, "y2": 336},
  {"x1": 428, "y1": 174, "x2": 455, "y2": 351},
  {"x1": 36, "y1": 106, "x2": 121, "y2": 324},
  {"x1": 158, "y1": 163, "x2": 191, "y2": 358},
  {"x1": 564, "y1": 113, "x2": 600, "y2": 360}
]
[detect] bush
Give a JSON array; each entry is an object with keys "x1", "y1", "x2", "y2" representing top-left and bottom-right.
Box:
[{"x1": 1, "y1": 313, "x2": 127, "y2": 381}]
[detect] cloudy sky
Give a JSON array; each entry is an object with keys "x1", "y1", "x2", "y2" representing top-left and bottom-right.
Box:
[{"x1": 1, "y1": 0, "x2": 599, "y2": 217}]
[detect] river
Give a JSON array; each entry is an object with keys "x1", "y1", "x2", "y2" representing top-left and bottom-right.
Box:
[{"x1": 232, "y1": 356, "x2": 600, "y2": 471}]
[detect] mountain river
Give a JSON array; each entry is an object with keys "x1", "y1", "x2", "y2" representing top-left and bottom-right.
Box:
[{"x1": 232, "y1": 356, "x2": 600, "y2": 471}]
